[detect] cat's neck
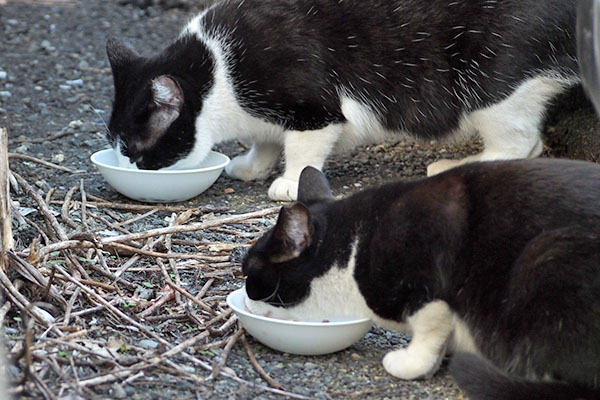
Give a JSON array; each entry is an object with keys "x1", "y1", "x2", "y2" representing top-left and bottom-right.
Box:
[{"x1": 178, "y1": 18, "x2": 286, "y2": 144}]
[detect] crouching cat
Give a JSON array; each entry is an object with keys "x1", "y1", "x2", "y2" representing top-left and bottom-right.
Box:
[
  {"x1": 106, "y1": 0, "x2": 578, "y2": 201},
  {"x1": 242, "y1": 161, "x2": 600, "y2": 399}
]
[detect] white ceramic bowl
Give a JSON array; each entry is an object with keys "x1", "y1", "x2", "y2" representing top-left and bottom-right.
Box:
[
  {"x1": 90, "y1": 149, "x2": 230, "y2": 203},
  {"x1": 227, "y1": 288, "x2": 372, "y2": 355}
]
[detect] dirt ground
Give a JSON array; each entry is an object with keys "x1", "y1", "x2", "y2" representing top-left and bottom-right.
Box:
[{"x1": 0, "y1": 1, "x2": 595, "y2": 399}]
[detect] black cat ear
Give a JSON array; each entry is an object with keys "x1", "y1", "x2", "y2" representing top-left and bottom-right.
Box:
[
  {"x1": 298, "y1": 166, "x2": 333, "y2": 203},
  {"x1": 269, "y1": 203, "x2": 312, "y2": 263},
  {"x1": 106, "y1": 38, "x2": 139, "y2": 70}
]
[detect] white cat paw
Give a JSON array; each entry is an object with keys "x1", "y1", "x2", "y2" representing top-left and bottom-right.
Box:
[
  {"x1": 426, "y1": 159, "x2": 462, "y2": 177},
  {"x1": 226, "y1": 154, "x2": 273, "y2": 181},
  {"x1": 268, "y1": 177, "x2": 299, "y2": 201},
  {"x1": 382, "y1": 348, "x2": 441, "y2": 380}
]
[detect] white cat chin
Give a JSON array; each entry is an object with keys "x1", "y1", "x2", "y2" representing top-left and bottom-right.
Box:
[{"x1": 244, "y1": 295, "x2": 297, "y2": 320}]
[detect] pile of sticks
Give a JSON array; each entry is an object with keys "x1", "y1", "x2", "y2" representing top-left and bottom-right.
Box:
[{"x1": 0, "y1": 128, "x2": 307, "y2": 399}]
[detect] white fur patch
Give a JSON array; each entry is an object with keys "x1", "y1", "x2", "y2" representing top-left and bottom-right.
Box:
[
  {"x1": 338, "y1": 96, "x2": 393, "y2": 150},
  {"x1": 245, "y1": 238, "x2": 372, "y2": 321},
  {"x1": 225, "y1": 142, "x2": 281, "y2": 181},
  {"x1": 465, "y1": 76, "x2": 571, "y2": 159},
  {"x1": 428, "y1": 75, "x2": 576, "y2": 175},
  {"x1": 448, "y1": 314, "x2": 479, "y2": 355},
  {"x1": 172, "y1": 18, "x2": 285, "y2": 171},
  {"x1": 382, "y1": 301, "x2": 454, "y2": 380},
  {"x1": 267, "y1": 124, "x2": 344, "y2": 200}
]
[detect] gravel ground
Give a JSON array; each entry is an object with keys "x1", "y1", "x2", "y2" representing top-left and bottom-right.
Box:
[{"x1": 0, "y1": 1, "x2": 489, "y2": 398}]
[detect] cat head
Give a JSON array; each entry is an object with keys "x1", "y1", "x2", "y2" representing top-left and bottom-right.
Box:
[
  {"x1": 242, "y1": 167, "x2": 369, "y2": 320},
  {"x1": 106, "y1": 38, "x2": 212, "y2": 170}
]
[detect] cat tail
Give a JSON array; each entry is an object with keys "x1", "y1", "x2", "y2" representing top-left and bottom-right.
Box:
[{"x1": 449, "y1": 353, "x2": 600, "y2": 400}]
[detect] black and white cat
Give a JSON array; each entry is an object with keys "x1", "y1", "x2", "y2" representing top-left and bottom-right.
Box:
[
  {"x1": 106, "y1": 0, "x2": 578, "y2": 201},
  {"x1": 242, "y1": 161, "x2": 600, "y2": 399}
]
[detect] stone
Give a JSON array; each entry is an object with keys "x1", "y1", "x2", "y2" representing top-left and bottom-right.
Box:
[{"x1": 138, "y1": 339, "x2": 159, "y2": 349}]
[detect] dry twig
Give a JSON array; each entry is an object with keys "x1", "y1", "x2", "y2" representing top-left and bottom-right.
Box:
[{"x1": 242, "y1": 333, "x2": 283, "y2": 389}]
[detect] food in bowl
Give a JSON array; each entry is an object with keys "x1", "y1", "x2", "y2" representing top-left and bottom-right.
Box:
[
  {"x1": 227, "y1": 288, "x2": 372, "y2": 355},
  {"x1": 90, "y1": 148, "x2": 229, "y2": 203}
]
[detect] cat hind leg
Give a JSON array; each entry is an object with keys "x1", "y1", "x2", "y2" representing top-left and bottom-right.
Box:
[
  {"x1": 427, "y1": 76, "x2": 573, "y2": 176},
  {"x1": 226, "y1": 142, "x2": 281, "y2": 181},
  {"x1": 382, "y1": 301, "x2": 454, "y2": 380},
  {"x1": 268, "y1": 124, "x2": 342, "y2": 201}
]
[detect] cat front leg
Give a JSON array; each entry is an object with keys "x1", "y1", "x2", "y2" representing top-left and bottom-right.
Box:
[
  {"x1": 226, "y1": 142, "x2": 281, "y2": 181},
  {"x1": 382, "y1": 301, "x2": 453, "y2": 380},
  {"x1": 268, "y1": 124, "x2": 342, "y2": 201}
]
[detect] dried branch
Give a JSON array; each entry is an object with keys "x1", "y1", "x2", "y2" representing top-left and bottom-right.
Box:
[
  {"x1": 242, "y1": 334, "x2": 282, "y2": 389},
  {"x1": 210, "y1": 326, "x2": 244, "y2": 379},
  {"x1": 34, "y1": 207, "x2": 278, "y2": 259},
  {"x1": 12, "y1": 171, "x2": 68, "y2": 241},
  {"x1": 9, "y1": 153, "x2": 85, "y2": 174},
  {"x1": 61, "y1": 185, "x2": 80, "y2": 229},
  {"x1": 0, "y1": 127, "x2": 14, "y2": 269}
]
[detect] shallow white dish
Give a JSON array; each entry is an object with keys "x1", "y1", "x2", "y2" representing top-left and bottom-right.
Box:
[
  {"x1": 227, "y1": 288, "x2": 372, "y2": 355},
  {"x1": 90, "y1": 149, "x2": 230, "y2": 203}
]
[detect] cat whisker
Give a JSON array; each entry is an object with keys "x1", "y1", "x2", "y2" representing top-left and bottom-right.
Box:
[
  {"x1": 87, "y1": 102, "x2": 111, "y2": 135},
  {"x1": 267, "y1": 295, "x2": 300, "y2": 308},
  {"x1": 255, "y1": 273, "x2": 281, "y2": 303}
]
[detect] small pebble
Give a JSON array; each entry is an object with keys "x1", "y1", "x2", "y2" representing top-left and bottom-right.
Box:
[
  {"x1": 137, "y1": 287, "x2": 154, "y2": 300},
  {"x1": 0, "y1": 91, "x2": 11, "y2": 98},
  {"x1": 224, "y1": 187, "x2": 235, "y2": 194},
  {"x1": 68, "y1": 119, "x2": 84, "y2": 129},
  {"x1": 111, "y1": 383, "x2": 127, "y2": 399},
  {"x1": 4, "y1": 327, "x2": 18, "y2": 335},
  {"x1": 304, "y1": 362, "x2": 320, "y2": 370},
  {"x1": 0, "y1": 71, "x2": 7, "y2": 80},
  {"x1": 180, "y1": 365, "x2": 196, "y2": 373},
  {"x1": 138, "y1": 339, "x2": 159, "y2": 350},
  {"x1": 40, "y1": 40, "x2": 55, "y2": 51},
  {"x1": 66, "y1": 78, "x2": 83, "y2": 86}
]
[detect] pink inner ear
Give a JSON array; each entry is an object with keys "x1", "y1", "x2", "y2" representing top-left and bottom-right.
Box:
[
  {"x1": 152, "y1": 76, "x2": 183, "y2": 109},
  {"x1": 269, "y1": 204, "x2": 312, "y2": 263}
]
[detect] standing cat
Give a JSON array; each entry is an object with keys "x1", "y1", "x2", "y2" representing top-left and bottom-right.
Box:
[
  {"x1": 242, "y1": 161, "x2": 600, "y2": 399},
  {"x1": 106, "y1": 0, "x2": 578, "y2": 201}
]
